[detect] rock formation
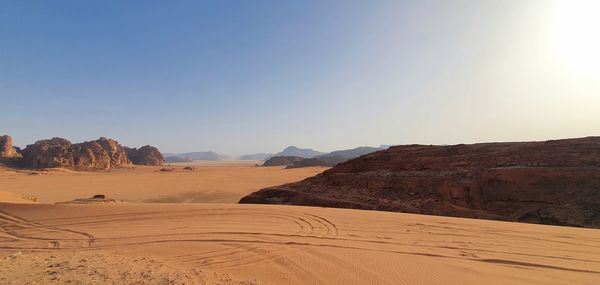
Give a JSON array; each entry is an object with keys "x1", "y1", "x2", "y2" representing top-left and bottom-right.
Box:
[
  {"x1": 266, "y1": 146, "x2": 385, "y2": 168},
  {"x1": 126, "y1": 145, "x2": 165, "y2": 166},
  {"x1": 286, "y1": 155, "x2": 347, "y2": 168},
  {"x1": 317, "y1": 146, "x2": 383, "y2": 160},
  {"x1": 262, "y1": 156, "x2": 305, "y2": 167},
  {"x1": 21, "y1": 137, "x2": 131, "y2": 169},
  {"x1": 0, "y1": 135, "x2": 20, "y2": 158},
  {"x1": 241, "y1": 137, "x2": 600, "y2": 228}
]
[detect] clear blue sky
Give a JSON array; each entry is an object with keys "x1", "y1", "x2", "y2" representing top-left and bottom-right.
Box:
[{"x1": 1, "y1": 0, "x2": 599, "y2": 154}]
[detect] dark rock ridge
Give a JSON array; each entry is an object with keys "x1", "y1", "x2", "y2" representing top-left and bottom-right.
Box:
[
  {"x1": 269, "y1": 147, "x2": 385, "y2": 168},
  {"x1": 273, "y1": 146, "x2": 324, "y2": 158},
  {"x1": 262, "y1": 156, "x2": 305, "y2": 167},
  {"x1": 318, "y1": 146, "x2": 384, "y2": 160},
  {"x1": 286, "y1": 146, "x2": 385, "y2": 168},
  {"x1": 286, "y1": 156, "x2": 348, "y2": 168},
  {"x1": 241, "y1": 137, "x2": 600, "y2": 228},
  {"x1": 165, "y1": 156, "x2": 193, "y2": 163},
  {"x1": 262, "y1": 155, "x2": 345, "y2": 168},
  {"x1": 126, "y1": 145, "x2": 164, "y2": 166},
  {"x1": 21, "y1": 137, "x2": 131, "y2": 169}
]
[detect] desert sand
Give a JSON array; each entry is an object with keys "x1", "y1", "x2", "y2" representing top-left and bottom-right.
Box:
[
  {"x1": 0, "y1": 203, "x2": 598, "y2": 284},
  {"x1": 0, "y1": 162, "x2": 598, "y2": 284},
  {"x1": 0, "y1": 191, "x2": 37, "y2": 204},
  {"x1": 0, "y1": 161, "x2": 326, "y2": 204}
]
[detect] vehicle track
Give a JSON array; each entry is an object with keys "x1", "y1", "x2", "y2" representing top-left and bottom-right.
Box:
[{"x1": 0, "y1": 210, "x2": 95, "y2": 250}]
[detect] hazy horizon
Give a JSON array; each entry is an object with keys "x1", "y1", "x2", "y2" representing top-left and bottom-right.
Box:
[{"x1": 2, "y1": 0, "x2": 599, "y2": 154}]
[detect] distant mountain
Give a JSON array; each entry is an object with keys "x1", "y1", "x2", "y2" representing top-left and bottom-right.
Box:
[
  {"x1": 276, "y1": 146, "x2": 385, "y2": 168},
  {"x1": 273, "y1": 146, "x2": 324, "y2": 158},
  {"x1": 264, "y1": 146, "x2": 386, "y2": 168},
  {"x1": 163, "y1": 145, "x2": 386, "y2": 162},
  {"x1": 175, "y1": 151, "x2": 230, "y2": 161},
  {"x1": 163, "y1": 151, "x2": 230, "y2": 161},
  {"x1": 239, "y1": 153, "x2": 273, "y2": 160},
  {"x1": 318, "y1": 146, "x2": 384, "y2": 160},
  {"x1": 165, "y1": 156, "x2": 193, "y2": 163}
]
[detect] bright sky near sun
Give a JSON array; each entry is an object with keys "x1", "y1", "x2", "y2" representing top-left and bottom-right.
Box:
[{"x1": 1, "y1": 0, "x2": 599, "y2": 154}]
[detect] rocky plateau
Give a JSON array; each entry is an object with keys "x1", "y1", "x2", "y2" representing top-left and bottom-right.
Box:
[{"x1": 241, "y1": 137, "x2": 600, "y2": 228}]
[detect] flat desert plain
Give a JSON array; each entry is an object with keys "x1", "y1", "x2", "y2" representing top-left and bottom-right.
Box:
[
  {"x1": 0, "y1": 162, "x2": 599, "y2": 284},
  {"x1": 0, "y1": 161, "x2": 326, "y2": 203}
]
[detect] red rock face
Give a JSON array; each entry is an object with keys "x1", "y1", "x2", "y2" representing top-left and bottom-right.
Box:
[
  {"x1": 125, "y1": 145, "x2": 165, "y2": 166},
  {"x1": 21, "y1": 137, "x2": 132, "y2": 170},
  {"x1": 240, "y1": 137, "x2": 600, "y2": 228}
]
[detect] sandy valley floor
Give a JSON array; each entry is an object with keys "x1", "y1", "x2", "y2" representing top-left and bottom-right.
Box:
[
  {"x1": 0, "y1": 161, "x2": 326, "y2": 204},
  {"x1": 0, "y1": 162, "x2": 598, "y2": 284}
]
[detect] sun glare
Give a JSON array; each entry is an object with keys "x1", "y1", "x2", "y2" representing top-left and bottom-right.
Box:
[{"x1": 553, "y1": 0, "x2": 600, "y2": 77}]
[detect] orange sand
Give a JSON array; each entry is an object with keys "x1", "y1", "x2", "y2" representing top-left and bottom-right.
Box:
[
  {"x1": 0, "y1": 161, "x2": 326, "y2": 204},
  {"x1": 0, "y1": 162, "x2": 598, "y2": 284},
  {"x1": 0, "y1": 203, "x2": 598, "y2": 284}
]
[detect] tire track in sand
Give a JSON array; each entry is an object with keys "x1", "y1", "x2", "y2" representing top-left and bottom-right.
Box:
[{"x1": 0, "y1": 210, "x2": 95, "y2": 250}]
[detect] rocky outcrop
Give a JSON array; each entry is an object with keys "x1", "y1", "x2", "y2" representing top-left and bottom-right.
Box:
[
  {"x1": 21, "y1": 137, "x2": 131, "y2": 169},
  {"x1": 126, "y1": 146, "x2": 164, "y2": 166},
  {"x1": 286, "y1": 156, "x2": 347, "y2": 168},
  {"x1": 265, "y1": 146, "x2": 383, "y2": 168},
  {"x1": 241, "y1": 137, "x2": 600, "y2": 228},
  {"x1": 0, "y1": 135, "x2": 20, "y2": 158},
  {"x1": 318, "y1": 146, "x2": 384, "y2": 160},
  {"x1": 262, "y1": 156, "x2": 305, "y2": 167}
]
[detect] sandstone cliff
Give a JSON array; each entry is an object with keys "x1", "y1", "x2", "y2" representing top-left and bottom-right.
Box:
[
  {"x1": 21, "y1": 137, "x2": 131, "y2": 170},
  {"x1": 241, "y1": 137, "x2": 600, "y2": 228},
  {"x1": 0, "y1": 135, "x2": 20, "y2": 158},
  {"x1": 126, "y1": 145, "x2": 165, "y2": 166}
]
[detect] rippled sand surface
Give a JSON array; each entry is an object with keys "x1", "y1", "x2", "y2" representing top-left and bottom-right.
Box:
[{"x1": 1, "y1": 203, "x2": 598, "y2": 284}]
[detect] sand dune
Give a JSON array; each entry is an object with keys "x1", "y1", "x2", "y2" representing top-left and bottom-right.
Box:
[
  {"x1": 0, "y1": 162, "x2": 326, "y2": 204},
  {"x1": 0, "y1": 203, "x2": 598, "y2": 284}
]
